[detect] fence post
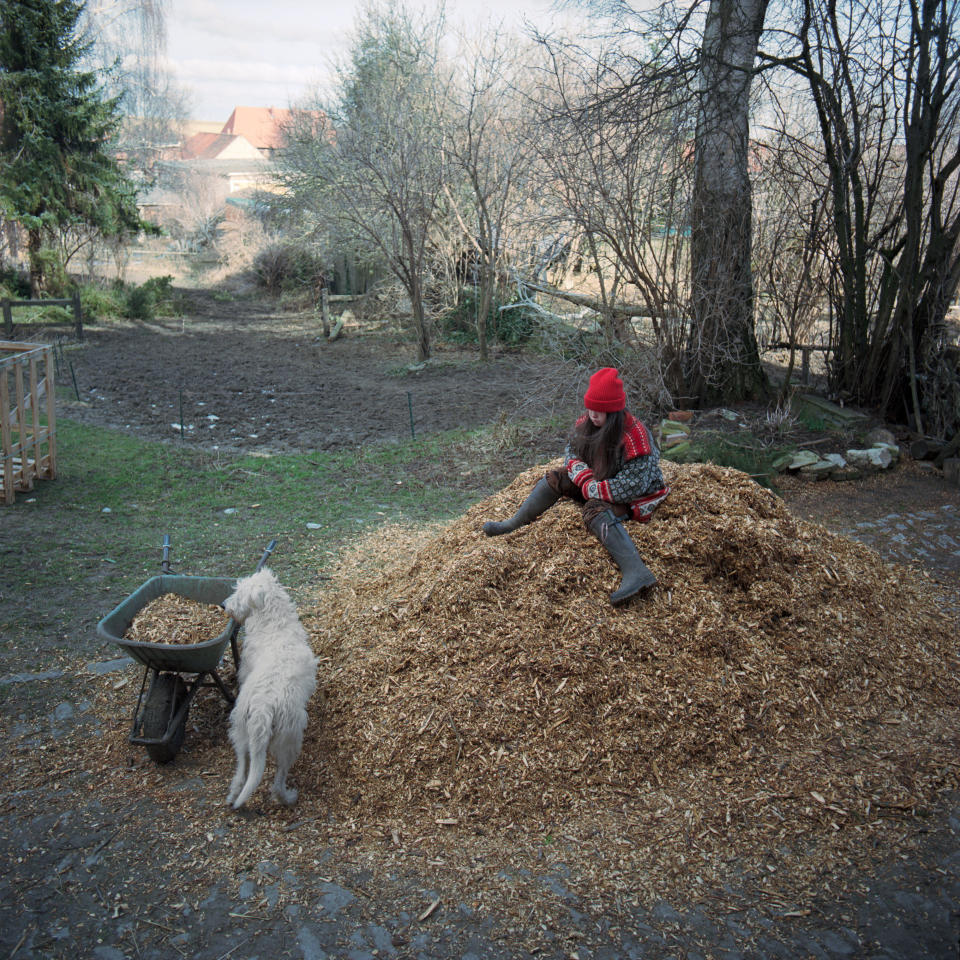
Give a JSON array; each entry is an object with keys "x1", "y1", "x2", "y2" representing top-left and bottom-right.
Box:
[
  {"x1": 321, "y1": 286, "x2": 330, "y2": 339},
  {"x1": 72, "y1": 291, "x2": 83, "y2": 341},
  {"x1": 2, "y1": 300, "x2": 10, "y2": 338}
]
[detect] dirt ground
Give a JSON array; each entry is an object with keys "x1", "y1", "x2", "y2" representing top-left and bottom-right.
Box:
[
  {"x1": 4, "y1": 288, "x2": 960, "y2": 959},
  {"x1": 59, "y1": 290, "x2": 573, "y2": 454}
]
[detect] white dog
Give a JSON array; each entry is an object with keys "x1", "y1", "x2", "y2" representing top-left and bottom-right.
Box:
[{"x1": 222, "y1": 567, "x2": 318, "y2": 809}]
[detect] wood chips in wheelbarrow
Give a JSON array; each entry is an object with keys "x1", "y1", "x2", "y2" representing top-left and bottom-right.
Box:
[{"x1": 123, "y1": 593, "x2": 230, "y2": 646}]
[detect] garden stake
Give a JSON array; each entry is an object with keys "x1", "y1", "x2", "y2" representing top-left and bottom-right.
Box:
[
  {"x1": 408, "y1": 391, "x2": 416, "y2": 440},
  {"x1": 68, "y1": 360, "x2": 80, "y2": 400}
]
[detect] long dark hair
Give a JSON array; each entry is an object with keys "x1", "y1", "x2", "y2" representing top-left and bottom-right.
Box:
[{"x1": 570, "y1": 409, "x2": 625, "y2": 480}]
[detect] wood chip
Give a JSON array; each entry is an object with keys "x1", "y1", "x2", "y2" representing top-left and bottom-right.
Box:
[{"x1": 418, "y1": 897, "x2": 441, "y2": 921}]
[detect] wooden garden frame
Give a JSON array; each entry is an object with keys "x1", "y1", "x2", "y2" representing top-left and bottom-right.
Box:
[{"x1": 1, "y1": 341, "x2": 57, "y2": 505}]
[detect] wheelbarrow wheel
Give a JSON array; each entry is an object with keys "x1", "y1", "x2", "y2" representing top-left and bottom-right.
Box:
[{"x1": 142, "y1": 673, "x2": 188, "y2": 763}]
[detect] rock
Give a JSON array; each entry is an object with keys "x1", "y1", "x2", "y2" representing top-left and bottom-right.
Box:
[
  {"x1": 661, "y1": 419, "x2": 691, "y2": 436},
  {"x1": 719, "y1": 408, "x2": 740, "y2": 421},
  {"x1": 662, "y1": 433, "x2": 690, "y2": 449},
  {"x1": 831, "y1": 465, "x2": 863, "y2": 481},
  {"x1": 667, "y1": 410, "x2": 694, "y2": 422},
  {"x1": 799, "y1": 460, "x2": 836, "y2": 481},
  {"x1": 787, "y1": 450, "x2": 821, "y2": 470},
  {"x1": 847, "y1": 446, "x2": 894, "y2": 471},
  {"x1": 872, "y1": 441, "x2": 901, "y2": 462},
  {"x1": 823, "y1": 453, "x2": 847, "y2": 469},
  {"x1": 866, "y1": 426, "x2": 897, "y2": 447},
  {"x1": 771, "y1": 452, "x2": 796, "y2": 473}
]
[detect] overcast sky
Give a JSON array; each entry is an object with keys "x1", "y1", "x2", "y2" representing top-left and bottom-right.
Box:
[{"x1": 166, "y1": 0, "x2": 568, "y2": 122}]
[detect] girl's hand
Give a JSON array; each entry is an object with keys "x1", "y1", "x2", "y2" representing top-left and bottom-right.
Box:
[
  {"x1": 583, "y1": 479, "x2": 603, "y2": 501},
  {"x1": 566, "y1": 456, "x2": 594, "y2": 488}
]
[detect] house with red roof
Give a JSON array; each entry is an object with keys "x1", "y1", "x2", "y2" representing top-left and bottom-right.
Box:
[
  {"x1": 219, "y1": 106, "x2": 297, "y2": 155},
  {"x1": 181, "y1": 131, "x2": 263, "y2": 162}
]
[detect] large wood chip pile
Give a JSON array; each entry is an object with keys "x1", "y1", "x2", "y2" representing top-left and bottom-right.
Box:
[{"x1": 305, "y1": 462, "x2": 959, "y2": 841}]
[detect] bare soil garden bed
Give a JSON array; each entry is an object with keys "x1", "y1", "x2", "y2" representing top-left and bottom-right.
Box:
[{"x1": 58, "y1": 289, "x2": 573, "y2": 454}]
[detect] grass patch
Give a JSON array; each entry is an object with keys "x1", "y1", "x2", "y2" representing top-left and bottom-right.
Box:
[
  {"x1": 0, "y1": 417, "x2": 538, "y2": 665},
  {"x1": 663, "y1": 429, "x2": 785, "y2": 488}
]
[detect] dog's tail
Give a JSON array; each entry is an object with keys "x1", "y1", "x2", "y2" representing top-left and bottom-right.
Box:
[{"x1": 232, "y1": 710, "x2": 272, "y2": 809}]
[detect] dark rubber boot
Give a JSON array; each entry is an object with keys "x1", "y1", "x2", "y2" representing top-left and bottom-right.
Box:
[
  {"x1": 587, "y1": 509, "x2": 656, "y2": 605},
  {"x1": 483, "y1": 478, "x2": 560, "y2": 536}
]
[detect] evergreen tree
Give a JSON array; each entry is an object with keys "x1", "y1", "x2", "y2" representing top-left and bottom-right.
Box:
[{"x1": 0, "y1": 0, "x2": 149, "y2": 294}]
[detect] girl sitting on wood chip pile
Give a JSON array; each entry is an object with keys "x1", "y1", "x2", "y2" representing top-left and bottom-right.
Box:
[{"x1": 483, "y1": 366, "x2": 670, "y2": 605}]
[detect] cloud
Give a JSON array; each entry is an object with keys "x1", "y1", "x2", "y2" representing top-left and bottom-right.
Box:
[{"x1": 166, "y1": 0, "x2": 561, "y2": 119}]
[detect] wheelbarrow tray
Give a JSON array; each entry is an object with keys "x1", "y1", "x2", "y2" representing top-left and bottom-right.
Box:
[{"x1": 97, "y1": 575, "x2": 238, "y2": 673}]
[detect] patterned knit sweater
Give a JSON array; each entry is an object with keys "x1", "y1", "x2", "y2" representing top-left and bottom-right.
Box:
[{"x1": 564, "y1": 414, "x2": 666, "y2": 515}]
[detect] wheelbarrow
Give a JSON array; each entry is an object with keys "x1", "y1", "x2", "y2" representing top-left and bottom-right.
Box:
[{"x1": 96, "y1": 536, "x2": 276, "y2": 763}]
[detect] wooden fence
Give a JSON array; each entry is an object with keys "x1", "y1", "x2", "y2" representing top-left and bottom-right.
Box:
[
  {"x1": 1, "y1": 341, "x2": 57, "y2": 505},
  {"x1": 2, "y1": 293, "x2": 83, "y2": 341}
]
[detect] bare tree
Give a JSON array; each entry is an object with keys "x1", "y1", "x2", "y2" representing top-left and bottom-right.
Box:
[
  {"x1": 688, "y1": 0, "x2": 770, "y2": 404},
  {"x1": 82, "y1": 0, "x2": 190, "y2": 178},
  {"x1": 280, "y1": 2, "x2": 449, "y2": 361},
  {"x1": 760, "y1": 0, "x2": 960, "y2": 432},
  {"x1": 444, "y1": 29, "x2": 536, "y2": 359},
  {"x1": 751, "y1": 108, "x2": 833, "y2": 400},
  {"x1": 528, "y1": 0, "x2": 772, "y2": 406}
]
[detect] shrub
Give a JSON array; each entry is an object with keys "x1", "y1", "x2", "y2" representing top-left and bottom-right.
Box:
[
  {"x1": 79, "y1": 283, "x2": 124, "y2": 320},
  {"x1": 122, "y1": 275, "x2": 175, "y2": 321},
  {"x1": 252, "y1": 242, "x2": 326, "y2": 295},
  {"x1": 124, "y1": 284, "x2": 155, "y2": 320},
  {"x1": 0, "y1": 267, "x2": 30, "y2": 298},
  {"x1": 440, "y1": 291, "x2": 537, "y2": 346},
  {"x1": 665, "y1": 430, "x2": 780, "y2": 488}
]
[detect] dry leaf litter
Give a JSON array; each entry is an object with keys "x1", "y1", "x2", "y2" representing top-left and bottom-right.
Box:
[
  {"x1": 123, "y1": 593, "x2": 230, "y2": 645},
  {"x1": 11, "y1": 461, "x2": 960, "y2": 935}
]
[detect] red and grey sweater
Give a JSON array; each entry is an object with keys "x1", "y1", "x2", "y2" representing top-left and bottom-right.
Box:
[{"x1": 564, "y1": 414, "x2": 669, "y2": 521}]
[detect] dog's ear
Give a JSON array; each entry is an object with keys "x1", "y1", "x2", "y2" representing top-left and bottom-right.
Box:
[{"x1": 249, "y1": 568, "x2": 273, "y2": 608}]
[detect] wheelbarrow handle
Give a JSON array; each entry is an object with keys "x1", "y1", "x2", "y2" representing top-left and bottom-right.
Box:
[
  {"x1": 228, "y1": 539, "x2": 277, "y2": 670},
  {"x1": 255, "y1": 538, "x2": 278, "y2": 572}
]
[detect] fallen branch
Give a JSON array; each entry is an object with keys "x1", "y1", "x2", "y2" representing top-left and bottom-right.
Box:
[{"x1": 514, "y1": 275, "x2": 675, "y2": 321}]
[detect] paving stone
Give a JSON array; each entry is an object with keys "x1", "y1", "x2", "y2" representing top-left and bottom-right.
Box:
[
  {"x1": 813, "y1": 927, "x2": 861, "y2": 955},
  {"x1": 0, "y1": 669, "x2": 65, "y2": 685},
  {"x1": 651, "y1": 901, "x2": 682, "y2": 923},
  {"x1": 317, "y1": 881, "x2": 356, "y2": 915},
  {"x1": 297, "y1": 925, "x2": 329, "y2": 960}
]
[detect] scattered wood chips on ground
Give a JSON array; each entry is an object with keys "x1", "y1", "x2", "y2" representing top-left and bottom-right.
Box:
[
  {"x1": 26, "y1": 461, "x2": 959, "y2": 922},
  {"x1": 123, "y1": 593, "x2": 230, "y2": 645}
]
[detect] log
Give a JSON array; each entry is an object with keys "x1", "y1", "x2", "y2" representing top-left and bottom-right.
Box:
[
  {"x1": 910, "y1": 438, "x2": 945, "y2": 461},
  {"x1": 518, "y1": 277, "x2": 672, "y2": 320},
  {"x1": 933, "y1": 432, "x2": 960, "y2": 468}
]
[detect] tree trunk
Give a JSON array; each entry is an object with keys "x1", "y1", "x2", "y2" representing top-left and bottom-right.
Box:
[
  {"x1": 688, "y1": 0, "x2": 769, "y2": 405},
  {"x1": 409, "y1": 270, "x2": 431, "y2": 362},
  {"x1": 476, "y1": 265, "x2": 493, "y2": 362},
  {"x1": 27, "y1": 229, "x2": 43, "y2": 298}
]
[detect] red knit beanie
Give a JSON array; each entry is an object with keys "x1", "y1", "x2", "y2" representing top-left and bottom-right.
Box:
[{"x1": 583, "y1": 367, "x2": 626, "y2": 412}]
